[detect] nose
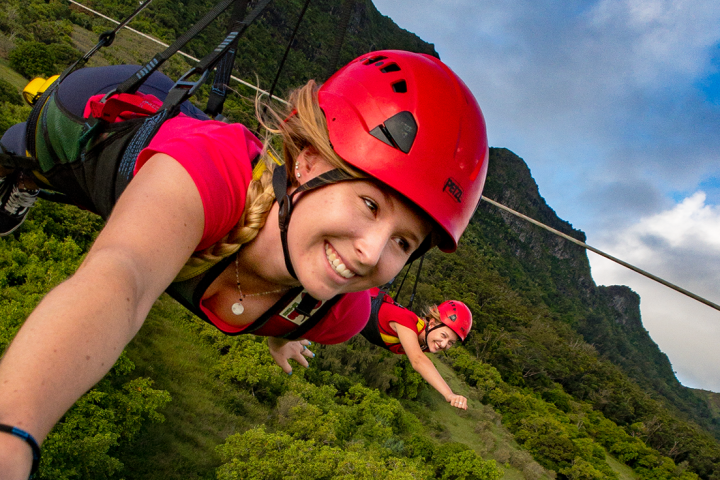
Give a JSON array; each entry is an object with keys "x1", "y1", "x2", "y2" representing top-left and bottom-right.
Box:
[{"x1": 354, "y1": 227, "x2": 390, "y2": 270}]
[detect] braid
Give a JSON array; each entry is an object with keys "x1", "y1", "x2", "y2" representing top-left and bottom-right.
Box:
[{"x1": 174, "y1": 164, "x2": 276, "y2": 281}]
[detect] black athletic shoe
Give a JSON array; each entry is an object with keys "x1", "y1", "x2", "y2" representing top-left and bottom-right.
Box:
[{"x1": 0, "y1": 172, "x2": 39, "y2": 236}]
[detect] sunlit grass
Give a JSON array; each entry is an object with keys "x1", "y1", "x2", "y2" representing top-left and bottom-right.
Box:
[{"x1": 116, "y1": 295, "x2": 267, "y2": 480}]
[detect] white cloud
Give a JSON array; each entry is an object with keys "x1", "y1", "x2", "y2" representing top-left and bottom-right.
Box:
[{"x1": 590, "y1": 192, "x2": 720, "y2": 390}]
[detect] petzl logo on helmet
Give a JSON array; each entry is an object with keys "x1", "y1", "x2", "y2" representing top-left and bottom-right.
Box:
[
  {"x1": 449, "y1": 314, "x2": 457, "y2": 321},
  {"x1": 443, "y1": 178, "x2": 463, "y2": 203}
]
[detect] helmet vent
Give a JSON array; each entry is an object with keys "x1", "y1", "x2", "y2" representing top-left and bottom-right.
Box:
[
  {"x1": 391, "y1": 80, "x2": 407, "y2": 93},
  {"x1": 369, "y1": 111, "x2": 417, "y2": 154},
  {"x1": 381, "y1": 63, "x2": 401, "y2": 73},
  {"x1": 363, "y1": 55, "x2": 387, "y2": 65}
]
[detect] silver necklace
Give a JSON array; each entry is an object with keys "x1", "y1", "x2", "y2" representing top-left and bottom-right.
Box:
[{"x1": 232, "y1": 254, "x2": 289, "y2": 315}]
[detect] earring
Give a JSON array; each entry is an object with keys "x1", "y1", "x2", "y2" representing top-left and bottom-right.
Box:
[{"x1": 295, "y1": 163, "x2": 301, "y2": 178}]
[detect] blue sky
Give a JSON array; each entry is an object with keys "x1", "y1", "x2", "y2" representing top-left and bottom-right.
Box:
[{"x1": 372, "y1": 0, "x2": 720, "y2": 391}]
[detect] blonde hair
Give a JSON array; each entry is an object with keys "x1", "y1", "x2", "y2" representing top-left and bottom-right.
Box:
[
  {"x1": 424, "y1": 305, "x2": 441, "y2": 327},
  {"x1": 174, "y1": 80, "x2": 365, "y2": 281}
]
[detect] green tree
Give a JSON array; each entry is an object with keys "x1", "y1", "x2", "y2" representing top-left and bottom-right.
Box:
[{"x1": 8, "y1": 41, "x2": 56, "y2": 78}]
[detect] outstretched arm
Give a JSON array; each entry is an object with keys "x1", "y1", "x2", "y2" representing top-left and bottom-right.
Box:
[
  {"x1": 0, "y1": 154, "x2": 205, "y2": 479},
  {"x1": 395, "y1": 325, "x2": 468, "y2": 410}
]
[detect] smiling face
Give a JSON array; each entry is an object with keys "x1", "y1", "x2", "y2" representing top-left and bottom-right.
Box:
[
  {"x1": 285, "y1": 151, "x2": 432, "y2": 300},
  {"x1": 425, "y1": 323, "x2": 460, "y2": 353}
]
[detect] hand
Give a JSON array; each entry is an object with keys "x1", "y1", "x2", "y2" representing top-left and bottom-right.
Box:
[
  {"x1": 446, "y1": 394, "x2": 468, "y2": 410},
  {"x1": 267, "y1": 338, "x2": 315, "y2": 374}
]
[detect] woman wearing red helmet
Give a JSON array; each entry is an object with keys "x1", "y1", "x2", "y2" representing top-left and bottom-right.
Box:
[
  {"x1": 361, "y1": 288, "x2": 473, "y2": 410},
  {"x1": 0, "y1": 50, "x2": 488, "y2": 478}
]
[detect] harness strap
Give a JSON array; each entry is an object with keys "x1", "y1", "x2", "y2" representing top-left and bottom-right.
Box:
[
  {"x1": 0, "y1": 144, "x2": 40, "y2": 170},
  {"x1": 113, "y1": 0, "x2": 236, "y2": 97},
  {"x1": 103, "y1": 0, "x2": 273, "y2": 123},
  {"x1": 205, "y1": 0, "x2": 250, "y2": 118},
  {"x1": 360, "y1": 290, "x2": 390, "y2": 349},
  {"x1": 281, "y1": 294, "x2": 342, "y2": 340}
]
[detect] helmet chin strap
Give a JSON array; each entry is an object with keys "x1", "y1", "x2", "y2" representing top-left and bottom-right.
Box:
[
  {"x1": 422, "y1": 322, "x2": 443, "y2": 351},
  {"x1": 272, "y1": 165, "x2": 354, "y2": 280}
]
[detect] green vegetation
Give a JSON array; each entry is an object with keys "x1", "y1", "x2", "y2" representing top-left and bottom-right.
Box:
[{"x1": 1, "y1": 0, "x2": 719, "y2": 479}]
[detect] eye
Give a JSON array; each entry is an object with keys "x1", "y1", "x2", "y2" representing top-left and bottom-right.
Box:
[
  {"x1": 393, "y1": 236, "x2": 411, "y2": 253},
  {"x1": 363, "y1": 197, "x2": 378, "y2": 215}
]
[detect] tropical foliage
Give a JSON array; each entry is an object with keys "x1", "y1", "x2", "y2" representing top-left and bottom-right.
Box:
[{"x1": 1, "y1": 0, "x2": 719, "y2": 479}]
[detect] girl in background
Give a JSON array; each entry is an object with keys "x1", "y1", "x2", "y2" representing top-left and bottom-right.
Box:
[{"x1": 361, "y1": 287, "x2": 473, "y2": 410}]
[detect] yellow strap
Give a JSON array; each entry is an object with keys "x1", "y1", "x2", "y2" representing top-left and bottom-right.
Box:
[
  {"x1": 382, "y1": 317, "x2": 425, "y2": 346},
  {"x1": 252, "y1": 150, "x2": 284, "y2": 181}
]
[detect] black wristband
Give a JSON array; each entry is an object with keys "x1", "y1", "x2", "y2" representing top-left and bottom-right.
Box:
[{"x1": 0, "y1": 423, "x2": 41, "y2": 477}]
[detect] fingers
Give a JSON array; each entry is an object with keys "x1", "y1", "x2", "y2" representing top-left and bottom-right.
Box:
[
  {"x1": 449, "y1": 395, "x2": 468, "y2": 410},
  {"x1": 274, "y1": 341, "x2": 315, "y2": 375},
  {"x1": 293, "y1": 353, "x2": 310, "y2": 369},
  {"x1": 275, "y1": 356, "x2": 293, "y2": 375}
]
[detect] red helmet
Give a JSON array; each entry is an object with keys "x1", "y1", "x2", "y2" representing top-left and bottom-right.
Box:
[
  {"x1": 437, "y1": 300, "x2": 473, "y2": 341},
  {"x1": 318, "y1": 50, "x2": 489, "y2": 251}
]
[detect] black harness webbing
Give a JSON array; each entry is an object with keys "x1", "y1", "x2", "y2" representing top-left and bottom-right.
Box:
[
  {"x1": 167, "y1": 252, "x2": 341, "y2": 339},
  {"x1": 111, "y1": 0, "x2": 275, "y2": 183},
  {"x1": 25, "y1": 0, "x2": 155, "y2": 158},
  {"x1": 113, "y1": 0, "x2": 235, "y2": 96},
  {"x1": 0, "y1": 144, "x2": 39, "y2": 170},
  {"x1": 205, "y1": 0, "x2": 250, "y2": 118},
  {"x1": 266, "y1": 0, "x2": 312, "y2": 104},
  {"x1": 360, "y1": 290, "x2": 389, "y2": 349}
]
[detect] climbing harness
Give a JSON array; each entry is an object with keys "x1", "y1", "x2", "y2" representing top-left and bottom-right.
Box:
[
  {"x1": 24, "y1": 0, "x2": 157, "y2": 160},
  {"x1": 360, "y1": 289, "x2": 428, "y2": 353},
  {"x1": 167, "y1": 252, "x2": 341, "y2": 339}
]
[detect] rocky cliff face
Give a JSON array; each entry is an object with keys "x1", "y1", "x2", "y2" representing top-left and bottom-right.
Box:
[{"x1": 475, "y1": 147, "x2": 718, "y2": 434}]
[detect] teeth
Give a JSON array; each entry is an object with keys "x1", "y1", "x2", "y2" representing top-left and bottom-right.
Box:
[{"x1": 325, "y1": 244, "x2": 355, "y2": 279}]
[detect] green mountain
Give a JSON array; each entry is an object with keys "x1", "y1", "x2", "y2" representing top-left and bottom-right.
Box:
[
  {"x1": 1, "y1": 0, "x2": 720, "y2": 479},
  {"x1": 475, "y1": 148, "x2": 717, "y2": 434}
]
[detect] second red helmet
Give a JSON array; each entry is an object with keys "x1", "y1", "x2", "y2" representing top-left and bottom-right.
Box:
[
  {"x1": 438, "y1": 300, "x2": 473, "y2": 341},
  {"x1": 318, "y1": 50, "x2": 489, "y2": 252}
]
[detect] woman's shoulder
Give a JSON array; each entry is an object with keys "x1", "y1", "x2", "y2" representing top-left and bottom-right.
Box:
[{"x1": 135, "y1": 118, "x2": 262, "y2": 251}]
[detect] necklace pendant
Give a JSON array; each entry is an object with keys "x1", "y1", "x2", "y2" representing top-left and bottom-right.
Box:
[{"x1": 231, "y1": 302, "x2": 245, "y2": 315}]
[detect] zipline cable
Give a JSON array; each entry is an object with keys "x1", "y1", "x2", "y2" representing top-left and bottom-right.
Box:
[
  {"x1": 64, "y1": 1, "x2": 720, "y2": 315},
  {"x1": 481, "y1": 196, "x2": 720, "y2": 313},
  {"x1": 67, "y1": 0, "x2": 289, "y2": 105}
]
